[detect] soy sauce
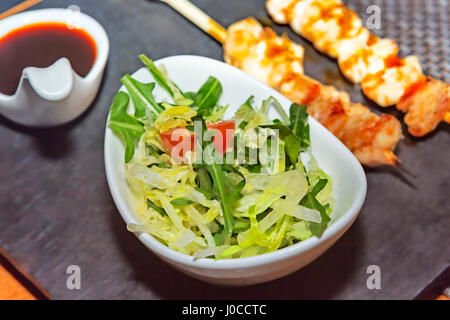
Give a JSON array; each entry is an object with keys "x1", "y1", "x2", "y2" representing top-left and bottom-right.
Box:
[{"x1": 0, "y1": 22, "x2": 97, "y2": 95}]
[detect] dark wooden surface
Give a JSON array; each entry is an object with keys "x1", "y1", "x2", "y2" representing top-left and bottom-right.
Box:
[{"x1": 0, "y1": 0, "x2": 449, "y2": 299}]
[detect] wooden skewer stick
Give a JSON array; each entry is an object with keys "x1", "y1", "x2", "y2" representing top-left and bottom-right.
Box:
[
  {"x1": 158, "y1": 0, "x2": 227, "y2": 44},
  {"x1": 0, "y1": 0, "x2": 43, "y2": 20}
]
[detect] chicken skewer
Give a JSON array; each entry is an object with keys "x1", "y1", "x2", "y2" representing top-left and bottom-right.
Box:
[
  {"x1": 266, "y1": 0, "x2": 450, "y2": 136},
  {"x1": 225, "y1": 18, "x2": 401, "y2": 166},
  {"x1": 157, "y1": 0, "x2": 402, "y2": 167}
]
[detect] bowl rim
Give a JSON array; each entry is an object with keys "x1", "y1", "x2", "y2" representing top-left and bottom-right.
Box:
[{"x1": 104, "y1": 55, "x2": 367, "y2": 270}]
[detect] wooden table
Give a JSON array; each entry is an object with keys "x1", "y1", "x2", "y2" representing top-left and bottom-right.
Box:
[{"x1": 0, "y1": 0, "x2": 449, "y2": 299}]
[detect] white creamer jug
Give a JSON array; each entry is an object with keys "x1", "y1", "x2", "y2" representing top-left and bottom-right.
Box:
[{"x1": 0, "y1": 8, "x2": 109, "y2": 126}]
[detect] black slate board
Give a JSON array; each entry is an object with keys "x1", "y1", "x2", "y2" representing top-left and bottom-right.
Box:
[{"x1": 0, "y1": 0, "x2": 449, "y2": 299}]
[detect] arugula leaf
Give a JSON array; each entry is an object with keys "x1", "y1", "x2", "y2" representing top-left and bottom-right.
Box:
[
  {"x1": 235, "y1": 96, "x2": 255, "y2": 129},
  {"x1": 193, "y1": 76, "x2": 223, "y2": 116},
  {"x1": 284, "y1": 134, "x2": 302, "y2": 164},
  {"x1": 154, "y1": 162, "x2": 171, "y2": 169},
  {"x1": 260, "y1": 124, "x2": 299, "y2": 139},
  {"x1": 289, "y1": 103, "x2": 310, "y2": 148},
  {"x1": 193, "y1": 114, "x2": 243, "y2": 242},
  {"x1": 195, "y1": 187, "x2": 216, "y2": 200},
  {"x1": 139, "y1": 54, "x2": 192, "y2": 105},
  {"x1": 259, "y1": 124, "x2": 301, "y2": 164},
  {"x1": 147, "y1": 199, "x2": 166, "y2": 216},
  {"x1": 203, "y1": 149, "x2": 230, "y2": 223},
  {"x1": 196, "y1": 167, "x2": 212, "y2": 190},
  {"x1": 259, "y1": 103, "x2": 311, "y2": 164},
  {"x1": 261, "y1": 96, "x2": 289, "y2": 124},
  {"x1": 170, "y1": 198, "x2": 194, "y2": 206},
  {"x1": 184, "y1": 91, "x2": 197, "y2": 101},
  {"x1": 233, "y1": 218, "x2": 250, "y2": 233},
  {"x1": 108, "y1": 92, "x2": 145, "y2": 163},
  {"x1": 273, "y1": 119, "x2": 283, "y2": 125},
  {"x1": 139, "y1": 54, "x2": 173, "y2": 95},
  {"x1": 242, "y1": 95, "x2": 255, "y2": 110},
  {"x1": 213, "y1": 180, "x2": 245, "y2": 245},
  {"x1": 121, "y1": 75, "x2": 163, "y2": 118},
  {"x1": 300, "y1": 179, "x2": 330, "y2": 237},
  {"x1": 214, "y1": 180, "x2": 245, "y2": 246},
  {"x1": 245, "y1": 164, "x2": 262, "y2": 173}
]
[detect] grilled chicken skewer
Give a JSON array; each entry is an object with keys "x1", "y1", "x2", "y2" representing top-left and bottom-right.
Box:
[
  {"x1": 266, "y1": 0, "x2": 450, "y2": 136},
  {"x1": 225, "y1": 18, "x2": 401, "y2": 166},
  {"x1": 157, "y1": 0, "x2": 402, "y2": 166}
]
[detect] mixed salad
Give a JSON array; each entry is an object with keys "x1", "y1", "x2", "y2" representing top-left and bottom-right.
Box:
[{"x1": 108, "y1": 54, "x2": 334, "y2": 259}]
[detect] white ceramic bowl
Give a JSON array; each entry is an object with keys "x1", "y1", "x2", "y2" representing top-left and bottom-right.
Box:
[{"x1": 104, "y1": 55, "x2": 367, "y2": 285}]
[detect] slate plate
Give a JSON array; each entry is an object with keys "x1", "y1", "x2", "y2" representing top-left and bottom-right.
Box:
[{"x1": 0, "y1": 0, "x2": 448, "y2": 299}]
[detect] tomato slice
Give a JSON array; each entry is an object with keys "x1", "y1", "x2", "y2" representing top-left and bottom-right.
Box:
[
  {"x1": 159, "y1": 127, "x2": 195, "y2": 161},
  {"x1": 207, "y1": 120, "x2": 235, "y2": 155},
  {"x1": 159, "y1": 120, "x2": 235, "y2": 159}
]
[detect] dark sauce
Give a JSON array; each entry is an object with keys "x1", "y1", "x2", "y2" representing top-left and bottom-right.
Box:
[{"x1": 0, "y1": 22, "x2": 97, "y2": 95}]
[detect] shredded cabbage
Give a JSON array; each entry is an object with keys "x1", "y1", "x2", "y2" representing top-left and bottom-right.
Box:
[{"x1": 110, "y1": 58, "x2": 335, "y2": 259}]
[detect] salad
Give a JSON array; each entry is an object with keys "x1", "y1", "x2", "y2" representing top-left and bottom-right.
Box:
[{"x1": 108, "y1": 54, "x2": 334, "y2": 259}]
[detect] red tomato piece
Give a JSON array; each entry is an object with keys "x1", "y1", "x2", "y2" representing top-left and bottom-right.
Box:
[
  {"x1": 206, "y1": 120, "x2": 235, "y2": 155},
  {"x1": 159, "y1": 127, "x2": 195, "y2": 160},
  {"x1": 159, "y1": 120, "x2": 235, "y2": 159}
]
